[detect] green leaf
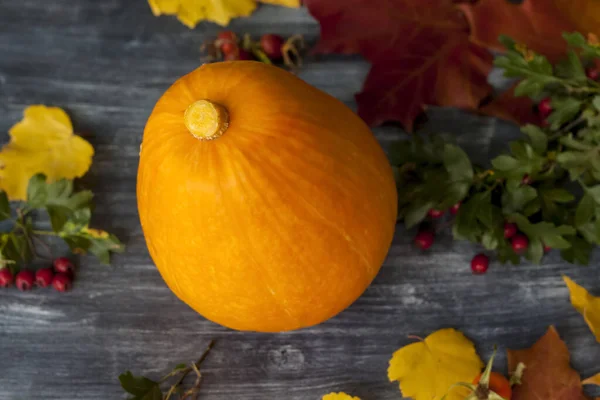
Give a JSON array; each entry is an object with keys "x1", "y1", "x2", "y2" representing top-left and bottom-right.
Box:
[
  {"x1": 560, "y1": 135, "x2": 593, "y2": 151},
  {"x1": 0, "y1": 191, "x2": 10, "y2": 221},
  {"x1": 3, "y1": 234, "x2": 33, "y2": 264},
  {"x1": 438, "y1": 181, "x2": 471, "y2": 210},
  {"x1": 556, "y1": 50, "x2": 586, "y2": 79},
  {"x1": 491, "y1": 155, "x2": 519, "y2": 171},
  {"x1": 575, "y1": 194, "x2": 595, "y2": 227},
  {"x1": 60, "y1": 208, "x2": 92, "y2": 235},
  {"x1": 563, "y1": 32, "x2": 600, "y2": 59},
  {"x1": 481, "y1": 231, "x2": 499, "y2": 250},
  {"x1": 578, "y1": 222, "x2": 600, "y2": 244},
  {"x1": 26, "y1": 174, "x2": 48, "y2": 209},
  {"x1": 593, "y1": 96, "x2": 600, "y2": 112},
  {"x1": 540, "y1": 188, "x2": 574, "y2": 203},
  {"x1": 514, "y1": 78, "x2": 544, "y2": 97},
  {"x1": 521, "y1": 125, "x2": 548, "y2": 154},
  {"x1": 455, "y1": 192, "x2": 492, "y2": 241},
  {"x1": 502, "y1": 185, "x2": 537, "y2": 214},
  {"x1": 404, "y1": 201, "x2": 434, "y2": 229},
  {"x1": 497, "y1": 242, "x2": 520, "y2": 265},
  {"x1": 584, "y1": 185, "x2": 600, "y2": 204},
  {"x1": 525, "y1": 238, "x2": 544, "y2": 264},
  {"x1": 563, "y1": 32, "x2": 586, "y2": 47},
  {"x1": 62, "y1": 235, "x2": 92, "y2": 254},
  {"x1": 46, "y1": 205, "x2": 71, "y2": 232},
  {"x1": 522, "y1": 198, "x2": 542, "y2": 217},
  {"x1": 561, "y1": 235, "x2": 593, "y2": 265},
  {"x1": 443, "y1": 144, "x2": 473, "y2": 181},
  {"x1": 45, "y1": 179, "x2": 93, "y2": 211},
  {"x1": 46, "y1": 179, "x2": 72, "y2": 202},
  {"x1": 498, "y1": 35, "x2": 516, "y2": 50},
  {"x1": 547, "y1": 97, "x2": 582, "y2": 129},
  {"x1": 118, "y1": 371, "x2": 162, "y2": 400},
  {"x1": 510, "y1": 214, "x2": 574, "y2": 249},
  {"x1": 173, "y1": 363, "x2": 187, "y2": 370}
]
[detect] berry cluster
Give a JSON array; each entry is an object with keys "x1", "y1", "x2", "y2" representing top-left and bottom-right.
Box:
[
  {"x1": 209, "y1": 31, "x2": 304, "y2": 68},
  {"x1": 413, "y1": 204, "x2": 554, "y2": 275},
  {"x1": 0, "y1": 257, "x2": 75, "y2": 292}
]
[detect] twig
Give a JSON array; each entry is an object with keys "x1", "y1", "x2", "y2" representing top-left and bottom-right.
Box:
[
  {"x1": 164, "y1": 340, "x2": 215, "y2": 400},
  {"x1": 32, "y1": 235, "x2": 53, "y2": 255}
]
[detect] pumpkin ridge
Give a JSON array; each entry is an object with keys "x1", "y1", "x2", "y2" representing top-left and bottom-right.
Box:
[
  {"x1": 244, "y1": 146, "x2": 377, "y2": 279},
  {"x1": 227, "y1": 146, "x2": 341, "y2": 320},
  {"x1": 214, "y1": 144, "x2": 301, "y2": 327}
]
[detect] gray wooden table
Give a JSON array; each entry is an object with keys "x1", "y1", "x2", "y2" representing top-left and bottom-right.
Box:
[{"x1": 1, "y1": 1, "x2": 599, "y2": 399}]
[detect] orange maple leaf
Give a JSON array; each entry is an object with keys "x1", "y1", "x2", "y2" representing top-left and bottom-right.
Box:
[
  {"x1": 305, "y1": 0, "x2": 494, "y2": 131},
  {"x1": 507, "y1": 326, "x2": 586, "y2": 400}
]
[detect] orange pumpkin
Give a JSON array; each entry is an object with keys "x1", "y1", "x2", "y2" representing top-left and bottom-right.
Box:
[{"x1": 137, "y1": 61, "x2": 397, "y2": 332}]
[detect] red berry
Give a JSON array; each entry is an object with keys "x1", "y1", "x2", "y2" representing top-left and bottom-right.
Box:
[
  {"x1": 521, "y1": 174, "x2": 532, "y2": 185},
  {"x1": 538, "y1": 97, "x2": 552, "y2": 117},
  {"x1": 543, "y1": 244, "x2": 552, "y2": 253},
  {"x1": 224, "y1": 49, "x2": 253, "y2": 61},
  {"x1": 427, "y1": 209, "x2": 445, "y2": 219},
  {"x1": 15, "y1": 270, "x2": 35, "y2": 291},
  {"x1": 504, "y1": 222, "x2": 518, "y2": 239},
  {"x1": 260, "y1": 34, "x2": 284, "y2": 60},
  {"x1": 511, "y1": 234, "x2": 529, "y2": 253},
  {"x1": 238, "y1": 49, "x2": 254, "y2": 60},
  {"x1": 470, "y1": 253, "x2": 489, "y2": 275},
  {"x1": 414, "y1": 230, "x2": 435, "y2": 250},
  {"x1": 217, "y1": 30, "x2": 236, "y2": 42},
  {"x1": 449, "y1": 203, "x2": 461, "y2": 215},
  {"x1": 587, "y1": 68, "x2": 599, "y2": 80},
  {"x1": 220, "y1": 41, "x2": 238, "y2": 56},
  {"x1": 35, "y1": 268, "x2": 54, "y2": 288},
  {"x1": 52, "y1": 273, "x2": 72, "y2": 292},
  {"x1": 0, "y1": 268, "x2": 13, "y2": 288},
  {"x1": 53, "y1": 257, "x2": 75, "y2": 275}
]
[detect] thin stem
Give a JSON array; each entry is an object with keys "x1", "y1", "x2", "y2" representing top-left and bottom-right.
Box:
[
  {"x1": 164, "y1": 340, "x2": 215, "y2": 400},
  {"x1": 32, "y1": 235, "x2": 54, "y2": 259},
  {"x1": 32, "y1": 230, "x2": 58, "y2": 236},
  {"x1": 549, "y1": 115, "x2": 586, "y2": 140}
]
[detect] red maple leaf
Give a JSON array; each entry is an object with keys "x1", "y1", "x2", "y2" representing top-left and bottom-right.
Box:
[
  {"x1": 480, "y1": 83, "x2": 543, "y2": 126},
  {"x1": 305, "y1": 0, "x2": 494, "y2": 131},
  {"x1": 507, "y1": 326, "x2": 586, "y2": 400},
  {"x1": 458, "y1": 0, "x2": 578, "y2": 62}
]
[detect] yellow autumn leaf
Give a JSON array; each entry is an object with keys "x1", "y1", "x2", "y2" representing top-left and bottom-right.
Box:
[
  {"x1": 563, "y1": 275, "x2": 600, "y2": 342},
  {"x1": 260, "y1": 0, "x2": 300, "y2": 7},
  {"x1": 583, "y1": 372, "x2": 600, "y2": 386},
  {"x1": 0, "y1": 106, "x2": 93, "y2": 201},
  {"x1": 388, "y1": 328, "x2": 484, "y2": 400},
  {"x1": 148, "y1": 0, "x2": 299, "y2": 28},
  {"x1": 322, "y1": 393, "x2": 360, "y2": 400}
]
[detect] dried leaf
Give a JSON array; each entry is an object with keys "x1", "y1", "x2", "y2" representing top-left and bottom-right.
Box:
[
  {"x1": 563, "y1": 276, "x2": 600, "y2": 342},
  {"x1": 0, "y1": 106, "x2": 94, "y2": 201},
  {"x1": 507, "y1": 326, "x2": 584, "y2": 400},
  {"x1": 388, "y1": 328, "x2": 483, "y2": 400},
  {"x1": 459, "y1": 0, "x2": 577, "y2": 61},
  {"x1": 305, "y1": 0, "x2": 493, "y2": 131},
  {"x1": 554, "y1": 0, "x2": 600, "y2": 39},
  {"x1": 322, "y1": 393, "x2": 360, "y2": 400},
  {"x1": 148, "y1": 0, "x2": 299, "y2": 28},
  {"x1": 583, "y1": 372, "x2": 600, "y2": 386}
]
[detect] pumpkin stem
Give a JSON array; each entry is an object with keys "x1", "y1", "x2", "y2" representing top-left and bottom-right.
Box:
[{"x1": 184, "y1": 100, "x2": 229, "y2": 140}]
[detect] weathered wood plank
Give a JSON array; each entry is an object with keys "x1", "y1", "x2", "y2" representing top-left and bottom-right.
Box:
[{"x1": 0, "y1": 1, "x2": 598, "y2": 399}]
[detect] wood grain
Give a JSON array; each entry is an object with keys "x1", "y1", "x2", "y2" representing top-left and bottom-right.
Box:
[{"x1": 0, "y1": 1, "x2": 599, "y2": 399}]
